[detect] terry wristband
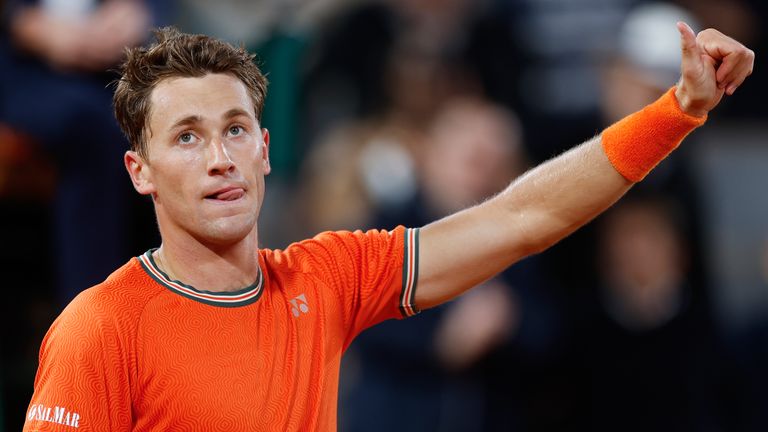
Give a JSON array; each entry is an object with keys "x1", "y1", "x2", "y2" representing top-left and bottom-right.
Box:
[{"x1": 601, "y1": 86, "x2": 707, "y2": 182}]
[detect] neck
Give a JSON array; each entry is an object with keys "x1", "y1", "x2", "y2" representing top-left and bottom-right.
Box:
[{"x1": 154, "y1": 229, "x2": 261, "y2": 293}]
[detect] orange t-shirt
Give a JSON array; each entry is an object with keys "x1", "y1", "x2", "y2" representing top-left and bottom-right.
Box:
[{"x1": 23, "y1": 227, "x2": 420, "y2": 431}]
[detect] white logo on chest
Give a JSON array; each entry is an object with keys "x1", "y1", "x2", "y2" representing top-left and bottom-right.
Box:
[{"x1": 290, "y1": 294, "x2": 310, "y2": 317}]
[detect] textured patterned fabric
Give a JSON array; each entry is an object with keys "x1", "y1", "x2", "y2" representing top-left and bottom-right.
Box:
[{"x1": 24, "y1": 227, "x2": 419, "y2": 431}]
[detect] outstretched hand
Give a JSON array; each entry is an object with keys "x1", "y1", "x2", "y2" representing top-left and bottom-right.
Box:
[{"x1": 674, "y1": 22, "x2": 754, "y2": 118}]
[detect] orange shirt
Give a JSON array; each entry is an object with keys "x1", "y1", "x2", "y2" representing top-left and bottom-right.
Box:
[{"x1": 23, "y1": 227, "x2": 420, "y2": 431}]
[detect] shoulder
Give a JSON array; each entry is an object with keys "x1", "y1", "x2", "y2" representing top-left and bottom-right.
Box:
[
  {"x1": 50, "y1": 258, "x2": 163, "y2": 342},
  {"x1": 263, "y1": 227, "x2": 408, "y2": 269}
]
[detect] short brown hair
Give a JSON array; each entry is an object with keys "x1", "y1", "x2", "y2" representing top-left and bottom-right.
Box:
[{"x1": 113, "y1": 27, "x2": 268, "y2": 158}]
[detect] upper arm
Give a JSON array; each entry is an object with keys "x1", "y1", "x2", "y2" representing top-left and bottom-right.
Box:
[
  {"x1": 296, "y1": 227, "x2": 420, "y2": 344},
  {"x1": 23, "y1": 295, "x2": 133, "y2": 431}
]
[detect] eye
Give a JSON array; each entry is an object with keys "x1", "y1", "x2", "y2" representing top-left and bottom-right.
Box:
[
  {"x1": 179, "y1": 132, "x2": 196, "y2": 144},
  {"x1": 228, "y1": 125, "x2": 243, "y2": 136}
]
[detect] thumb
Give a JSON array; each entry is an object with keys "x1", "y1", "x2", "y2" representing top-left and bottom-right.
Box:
[{"x1": 677, "y1": 21, "x2": 701, "y2": 68}]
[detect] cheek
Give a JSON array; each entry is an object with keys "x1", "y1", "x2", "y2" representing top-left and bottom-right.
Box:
[
  {"x1": 240, "y1": 144, "x2": 267, "y2": 173},
  {"x1": 153, "y1": 157, "x2": 202, "y2": 201},
  {"x1": 153, "y1": 174, "x2": 186, "y2": 206}
]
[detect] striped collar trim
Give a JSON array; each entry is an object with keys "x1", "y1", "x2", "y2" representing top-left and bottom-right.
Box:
[{"x1": 138, "y1": 249, "x2": 264, "y2": 308}]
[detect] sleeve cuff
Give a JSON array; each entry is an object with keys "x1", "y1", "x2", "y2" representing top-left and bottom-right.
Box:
[{"x1": 398, "y1": 227, "x2": 420, "y2": 318}]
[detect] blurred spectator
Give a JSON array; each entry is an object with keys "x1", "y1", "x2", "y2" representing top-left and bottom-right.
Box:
[
  {"x1": 300, "y1": 0, "x2": 520, "y2": 159},
  {"x1": 339, "y1": 97, "x2": 567, "y2": 431},
  {"x1": 581, "y1": 193, "x2": 729, "y2": 431},
  {"x1": 496, "y1": 0, "x2": 637, "y2": 163},
  {"x1": 297, "y1": 41, "x2": 474, "y2": 239},
  {"x1": 1, "y1": 0, "x2": 171, "y2": 305},
  {"x1": 597, "y1": 197, "x2": 691, "y2": 331}
]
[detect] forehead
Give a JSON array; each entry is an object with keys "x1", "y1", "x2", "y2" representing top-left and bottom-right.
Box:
[{"x1": 148, "y1": 73, "x2": 255, "y2": 128}]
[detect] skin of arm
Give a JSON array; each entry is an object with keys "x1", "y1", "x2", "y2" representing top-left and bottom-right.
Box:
[{"x1": 415, "y1": 23, "x2": 754, "y2": 309}]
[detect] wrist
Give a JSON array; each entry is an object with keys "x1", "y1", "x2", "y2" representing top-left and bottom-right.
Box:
[
  {"x1": 674, "y1": 85, "x2": 709, "y2": 118},
  {"x1": 601, "y1": 87, "x2": 707, "y2": 182}
]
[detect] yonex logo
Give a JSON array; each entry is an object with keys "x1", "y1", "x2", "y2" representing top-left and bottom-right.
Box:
[{"x1": 290, "y1": 294, "x2": 310, "y2": 317}]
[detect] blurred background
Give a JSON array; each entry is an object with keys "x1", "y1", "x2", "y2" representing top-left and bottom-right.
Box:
[{"x1": 0, "y1": 0, "x2": 766, "y2": 430}]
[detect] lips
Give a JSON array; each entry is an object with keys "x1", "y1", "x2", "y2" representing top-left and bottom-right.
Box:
[{"x1": 205, "y1": 186, "x2": 245, "y2": 201}]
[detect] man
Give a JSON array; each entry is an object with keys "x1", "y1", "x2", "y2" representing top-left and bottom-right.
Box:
[{"x1": 23, "y1": 23, "x2": 752, "y2": 431}]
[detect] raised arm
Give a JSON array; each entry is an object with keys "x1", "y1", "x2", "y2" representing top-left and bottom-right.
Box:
[{"x1": 414, "y1": 23, "x2": 754, "y2": 309}]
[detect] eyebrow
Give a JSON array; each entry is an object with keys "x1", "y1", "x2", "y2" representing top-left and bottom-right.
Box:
[
  {"x1": 170, "y1": 115, "x2": 202, "y2": 130},
  {"x1": 169, "y1": 109, "x2": 252, "y2": 131},
  {"x1": 223, "y1": 108, "x2": 252, "y2": 120}
]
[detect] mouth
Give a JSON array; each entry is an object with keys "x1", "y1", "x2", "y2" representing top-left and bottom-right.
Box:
[{"x1": 204, "y1": 187, "x2": 246, "y2": 202}]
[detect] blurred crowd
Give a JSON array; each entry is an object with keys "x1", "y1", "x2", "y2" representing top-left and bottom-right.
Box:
[{"x1": 1, "y1": 0, "x2": 767, "y2": 430}]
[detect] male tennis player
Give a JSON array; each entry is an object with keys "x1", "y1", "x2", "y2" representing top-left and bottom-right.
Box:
[{"x1": 24, "y1": 23, "x2": 752, "y2": 431}]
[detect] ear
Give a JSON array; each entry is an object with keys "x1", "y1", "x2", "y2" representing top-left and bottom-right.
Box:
[
  {"x1": 261, "y1": 128, "x2": 271, "y2": 175},
  {"x1": 124, "y1": 151, "x2": 156, "y2": 195}
]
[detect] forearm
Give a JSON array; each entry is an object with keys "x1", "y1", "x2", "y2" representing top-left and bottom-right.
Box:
[
  {"x1": 495, "y1": 136, "x2": 630, "y2": 255},
  {"x1": 417, "y1": 136, "x2": 629, "y2": 308}
]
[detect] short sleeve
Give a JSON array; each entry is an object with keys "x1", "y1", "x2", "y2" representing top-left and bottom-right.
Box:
[
  {"x1": 23, "y1": 291, "x2": 133, "y2": 431},
  {"x1": 287, "y1": 226, "x2": 421, "y2": 344}
]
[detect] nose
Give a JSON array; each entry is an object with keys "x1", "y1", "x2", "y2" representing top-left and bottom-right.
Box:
[{"x1": 207, "y1": 137, "x2": 235, "y2": 175}]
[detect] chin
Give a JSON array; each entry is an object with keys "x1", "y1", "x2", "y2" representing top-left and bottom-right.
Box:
[{"x1": 199, "y1": 215, "x2": 258, "y2": 246}]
